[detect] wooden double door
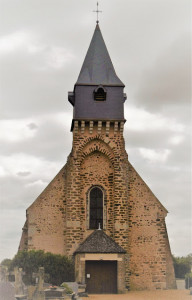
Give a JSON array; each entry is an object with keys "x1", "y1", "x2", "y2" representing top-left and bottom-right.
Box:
[{"x1": 86, "y1": 261, "x2": 117, "y2": 294}]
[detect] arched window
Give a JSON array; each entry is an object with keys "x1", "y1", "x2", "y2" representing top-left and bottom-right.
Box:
[
  {"x1": 94, "y1": 86, "x2": 106, "y2": 101},
  {"x1": 89, "y1": 187, "x2": 103, "y2": 229}
]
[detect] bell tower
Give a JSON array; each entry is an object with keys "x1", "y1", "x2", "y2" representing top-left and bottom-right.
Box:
[
  {"x1": 66, "y1": 23, "x2": 129, "y2": 241},
  {"x1": 68, "y1": 24, "x2": 127, "y2": 126},
  {"x1": 65, "y1": 24, "x2": 130, "y2": 292}
]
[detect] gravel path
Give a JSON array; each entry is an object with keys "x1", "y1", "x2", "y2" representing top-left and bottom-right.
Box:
[
  {"x1": 82, "y1": 289, "x2": 191, "y2": 300},
  {"x1": 0, "y1": 282, "x2": 15, "y2": 300}
]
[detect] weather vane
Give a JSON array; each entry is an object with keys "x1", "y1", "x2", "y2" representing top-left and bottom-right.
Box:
[{"x1": 93, "y1": 2, "x2": 102, "y2": 24}]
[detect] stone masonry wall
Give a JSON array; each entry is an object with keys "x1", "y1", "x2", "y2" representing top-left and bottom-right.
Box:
[
  {"x1": 19, "y1": 221, "x2": 28, "y2": 251},
  {"x1": 127, "y1": 161, "x2": 176, "y2": 290},
  {"x1": 24, "y1": 166, "x2": 67, "y2": 255}
]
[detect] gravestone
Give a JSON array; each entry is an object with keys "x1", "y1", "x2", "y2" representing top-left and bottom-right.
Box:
[
  {"x1": 28, "y1": 267, "x2": 45, "y2": 300},
  {"x1": 14, "y1": 267, "x2": 27, "y2": 299},
  {"x1": 44, "y1": 288, "x2": 64, "y2": 299},
  {"x1": 0, "y1": 265, "x2": 9, "y2": 282}
]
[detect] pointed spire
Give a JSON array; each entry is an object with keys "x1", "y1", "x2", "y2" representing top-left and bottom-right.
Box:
[{"x1": 76, "y1": 24, "x2": 124, "y2": 87}]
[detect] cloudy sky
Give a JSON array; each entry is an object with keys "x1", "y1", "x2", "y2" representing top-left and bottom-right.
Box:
[{"x1": 0, "y1": 0, "x2": 191, "y2": 262}]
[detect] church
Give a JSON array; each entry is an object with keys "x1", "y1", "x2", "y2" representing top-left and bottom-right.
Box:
[{"x1": 19, "y1": 23, "x2": 176, "y2": 293}]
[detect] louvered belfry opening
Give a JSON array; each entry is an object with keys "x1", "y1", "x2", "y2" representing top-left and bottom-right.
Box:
[
  {"x1": 90, "y1": 187, "x2": 103, "y2": 229},
  {"x1": 94, "y1": 87, "x2": 106, "y2": 101}
]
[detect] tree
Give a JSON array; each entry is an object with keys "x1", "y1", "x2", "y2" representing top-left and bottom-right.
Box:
[
  {"x1": 8, "y1": 250, "x2": 74, "y2": 285},
  {"x1": 42, "y1": 252, "x2": 74, "y2": 285},
  {"x1": 173, "y1": 254, "x2": 192, "y2": 278},
  {"x1": 0, "y1": 258, "x2": 12, "y2": 269}
]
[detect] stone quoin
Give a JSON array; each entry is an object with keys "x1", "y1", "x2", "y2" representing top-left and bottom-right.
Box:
[{"x1": 19, "y1": 24, "x2": 176, "y2": 293}]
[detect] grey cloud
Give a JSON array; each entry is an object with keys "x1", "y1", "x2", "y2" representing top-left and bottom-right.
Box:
[
  {"x1": 0, "y1": 209, "x2": 26, "y2": 260},
  {"x1": 0, "y1": 175, "x2": 49, "y2": 211},
  {"x1": 0, "y1": 119, "x2": 72, "y2": 161},
  {"x1": 27, "y1": 123, "x2": 38, "y2": 130},
  {"x1": 126, "y1": 141, "x2": 190, "y2": 209},
  {"x1": 134, "y1": 33, "x2": 191, "y2": 112},
  {"x1": 125, "y1": 125, "x2": 190, "y2": 174},
  {"x1": 0, "y1": 52, "x2": 74, "y2": 119},
  {"x1": 1, "y1": 176, "x2": 34, "y2": 209},
  {"x1": 124, "y1": 129, "x2": 172, "y2": 149},
  {"x1": 169, "y1": 147, "x2": 191, "y2": 171},
  {"x1": 26, "y1": 121, "x2": 72, "y2": 161},
  {"x1": 168, "y1": 224, "x2": 191, "y2": 256},
  {"x1": 17, "y1": 171, "x2": 31, "y2": 177}
]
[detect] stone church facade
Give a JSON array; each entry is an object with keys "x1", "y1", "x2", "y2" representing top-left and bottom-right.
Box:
[{"x1": 19, "y1": 24, "x2": 176, "y2": 293}]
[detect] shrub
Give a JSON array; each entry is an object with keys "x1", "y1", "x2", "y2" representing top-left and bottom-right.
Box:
[
  {"x1": 60, "y1": 283, "x2": 73, "y2": 294},
  {"x1": 8, "y1": 250, "x2": 74, "y2": 285},
  {"x1": 173, "y1": 254, "x2": 192, "y2": 279},
  {"x1": 1, "y1": 258, "x2": 12, "y2": 269},
  {"x1": 185, "y1": 273, "x2": 192, "y2": 289}
]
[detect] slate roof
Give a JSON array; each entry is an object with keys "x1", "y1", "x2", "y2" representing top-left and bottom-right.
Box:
[
  {"x1": 74, "y1": 230, "x2": 126, "y2": 254},
  {"x1": 76, "y1": 24, "x2": 124, "y2": 87}
]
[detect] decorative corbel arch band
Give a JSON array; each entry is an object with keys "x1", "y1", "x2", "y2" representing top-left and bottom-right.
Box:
[
  {"x1": 77, "y1": 137, "x2": 116, "y2": 166},
  {"x1": 77, "y1": 135, "x2": 118, "y2": 156}
]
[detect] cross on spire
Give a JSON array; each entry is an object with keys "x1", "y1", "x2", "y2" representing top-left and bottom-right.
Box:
[{"x1": 93, "y1": 2, "x2": 102, "y2": 24}]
